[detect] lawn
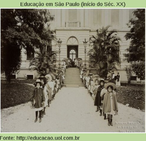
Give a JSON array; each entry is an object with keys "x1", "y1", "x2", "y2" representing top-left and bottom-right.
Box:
[
  {"x1": 1, "y1": 80, "x2": 35, "y2": 109},
  {"x1": 1, "y1": 80, "x2": 145, "y2": 111},
  {"x1": 116, "y1": 85, "x2": 145, "y2": 111}
]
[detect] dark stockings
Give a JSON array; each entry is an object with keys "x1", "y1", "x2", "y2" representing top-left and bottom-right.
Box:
[
  {"x1": 100, "y1": 109, "x2": 102, "y2": 116},
  {"x1": 43, "y1": 107, "x2": 46, "y2": 115},
  {"x1": 108, "y1": 114, "x2": 113, "y2": 126},
  {"x1": 96, "y1": 106, "x2": 100, "y2": 112},
  {"x1": 35, "y1": 111, "x2": 42, "y2": 122}
]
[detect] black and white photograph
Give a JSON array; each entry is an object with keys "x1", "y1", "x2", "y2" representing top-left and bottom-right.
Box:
[{"x1": 1, "y1": 9, "x2": 145, "y2": 132}]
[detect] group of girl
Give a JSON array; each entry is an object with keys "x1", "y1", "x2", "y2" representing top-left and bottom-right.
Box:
[
  {"x1": 94, "y1": 79, "x2": 118, "y2": 126},
  {"x1": 80, "y1": 69, "x2": 118, "y2": 126},
  {"x1": 31, "y1": 70, "x2": 65, "y2": 123}
]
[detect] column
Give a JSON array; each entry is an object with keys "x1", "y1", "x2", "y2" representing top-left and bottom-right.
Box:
[
  {"x1": 101, "y1": 10, "x2": 105, "y2": 26},
  {"x1": 61, "y1": 9, "x2": 65, "y2": 27},
  {"x1": 56, "y1": 9, "x2": 61, "y2": 27},
  {"x1": 119, "y1": 9, "x2": 123, "y2": 29},
  {"x1": 122, "y1": 9, "x2": 129, "y2": 29},
  {"x1": 104, "y1": 9, "x2": 110, "y2": 27},
  {"x1": 84, "y1": 9, "x2": 89, "y2": 27},
  {"x1": 80, "y1": 9, "x2": 84, "y2": 27}
]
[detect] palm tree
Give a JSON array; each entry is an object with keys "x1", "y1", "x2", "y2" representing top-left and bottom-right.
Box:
[
  {"x1": 88, "y1": 26, "x2": 121, "y2": 79},
  {"x1": 29, "y1": 22, "x2": 57, "y2": 76},
  {"x1": 29, "y1": 47, "x2": 57, "y2": 76}
]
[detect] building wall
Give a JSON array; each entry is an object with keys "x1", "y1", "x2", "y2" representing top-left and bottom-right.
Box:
[{"x1": 17, "y1": 9, "x2": 136, "y2": 81}]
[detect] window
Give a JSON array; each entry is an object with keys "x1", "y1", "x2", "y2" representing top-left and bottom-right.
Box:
[
  {"x1": 67, "y1": 37, "x2": 78, "y2": 45},
  {"x1": 69, "y1": 50, "x2": 76, "y2": 61},
  {"x1": 27, "y1": 75, "x2": 33, "y2": 79},
  {"x1": 10, "y1": 75, "x2": 16, "y2": 79},
  {"x1": 130, "y1": 76, "x2": 137, "y2": 80}
]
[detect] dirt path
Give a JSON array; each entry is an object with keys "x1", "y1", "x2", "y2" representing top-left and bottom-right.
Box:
[{"x1": 1, "y1": 87, "x2": 145, "y2": 132}]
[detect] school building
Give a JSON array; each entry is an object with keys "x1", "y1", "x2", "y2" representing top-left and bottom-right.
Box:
[{"x1": 4, "y1": 9, "x2": 140, "y2": 82}]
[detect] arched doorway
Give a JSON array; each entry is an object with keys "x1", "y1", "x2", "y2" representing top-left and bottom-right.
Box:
[{"x1": 67, "y1": 37, "x2": 78, "y2": 60}]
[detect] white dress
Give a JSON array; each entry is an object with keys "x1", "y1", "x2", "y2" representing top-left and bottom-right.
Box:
[
  {"x1": 55, "y1": 79, "x2": 59, "y2": 91},
  {"x1": 48, "y1": 81, "x2": 55, "y2": 96},
  {"x1": 80, "y1": 71, "x2": 83, "y2": 79},
  {"x1": 86, "y1": 77, "x2": 90, "y2": 88},
  {"x1": 43, "y1": 86, "x2": 48, "y2": 107},
  {"x1": 116, "y1": 79, "x2": 121, "y2": 86},
  {"x1": 90, "y1": 81, "x2": 94, "y2": 94},
  {"x1": 100, "y1": 88, "x2": 107, "y2": 109}
]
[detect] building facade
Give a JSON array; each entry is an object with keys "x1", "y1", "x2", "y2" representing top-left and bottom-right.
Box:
[{"x1": 14, "y1": 9, "x2": 136, "y2": 82}]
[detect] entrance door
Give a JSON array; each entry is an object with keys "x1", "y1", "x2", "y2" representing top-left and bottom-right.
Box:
[{"x1": 67, "y1": 46, "x2": 78, "y2": 60}]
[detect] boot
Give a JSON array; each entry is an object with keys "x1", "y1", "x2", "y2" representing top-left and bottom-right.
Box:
[
  {"x1": 44, "y1": 107, "x2": 46, "y2": 115},
  {"x1": 39, "y1": 111, "x2": 42, "y2": 123},
  {"x1": 39, "y1": 118, "x2": 42, "y2": 123},
  {"x1": 110, "y1": 115, "x2": 113, "y2": 126},
  {"x1": 34, "y1": 118, "x2": 38, "y2": 123},
  {"x1": 100, "y1": 109, "x2": 102, "y2": 116},
  {"x1": 108, "y1": 114, "x2": 110, "y2": 126},
  {"x1": 34, "y1": 111, "x2": 38, "y2": 123},
  {"x1": 96, "y1": 107, "x2": 99, "y2": 112},
  {"x1": 104, "y1": 113, "x2": 106, "y2": 120}
]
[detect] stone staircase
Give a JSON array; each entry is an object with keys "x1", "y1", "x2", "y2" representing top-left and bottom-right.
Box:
[{"x1": 64, "y1": 68, "x2": 84, "y2": 87}]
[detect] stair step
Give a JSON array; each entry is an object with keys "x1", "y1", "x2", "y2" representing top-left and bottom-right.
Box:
[
  {"x1": 64, "y1": 84, "x2": 84, "y2": 87},
  {"x1": 64, "y1": 68, "x2": 83, "y2": 86}
]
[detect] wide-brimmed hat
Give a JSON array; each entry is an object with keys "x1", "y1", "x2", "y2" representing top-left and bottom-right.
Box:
[
  {"x1": 89, "y1": 73, "x2": 93, "y2": 76},
  {"x1": 105, "y1": 82, "x2": 116, "y2": 90},
  {"x1": 98, "y1": 78, "x2": 104, "y2": 83},
  {"x1": 35, "y1": 79, "x2": 42, "y2": 85},
  {"x1": 38, "y1": 76, "x2": 45, "y2": 79},
  {"x1": 94, "y1": 78, "x2": 99, "y2": 83},
  {"x1": 93, "y1": 74, "x2": 99, "y2": 77},
  {"x1": 45, "y1": 74, "x2": 52, "y2": 81}
]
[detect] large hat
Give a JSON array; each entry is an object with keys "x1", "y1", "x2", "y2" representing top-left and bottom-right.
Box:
[
  {"x1": 105, "y1": 82, "x2": 116, "y2": 90},
  {"x1": 35, "y1": 79, "x2": 42, "y2": 85},
  {"x1": 39, "y1": 76, "x2": 45, "y2": 79},
  {"x1": 45, "y1": 74, "x2": 52, "y2": 81},
  {"x1": 98, "y1": 78, "x2": 104, "y2": 83},
  {"x1": 93, "y1": 74, "x2": 99, "y2": 77},
  {"x1": 89, "y1": 73, "x2": 93, "y2": 76},
  {"x1": 50, "y1": 73, "x2": 56, "y2": 80}
]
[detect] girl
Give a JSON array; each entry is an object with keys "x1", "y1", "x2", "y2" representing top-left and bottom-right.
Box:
[
  {"x1": 44, "y1": 74, "x2": 53, "y2": 107},
  {"x1": 43, "y1": 82, "x2": 50, "y2": 115},
  {"x1": 32, "y1": 79, "x2": 45, "y2": 123},
  {"x1": 94, "y1": 80, "x2": 104, "y2": 113},
  {"x1": 116, "y1": 72, "x2": 121, "y2": 86},
  {"x1": 92, "y1": 79, "x2": 99, "y2": 101},
  {"x1": 103, "y1": 82, "x2": 118, "y2": 126},
  {"x1": 89, "y1": 77, "x2": 94, "y2": 96}
]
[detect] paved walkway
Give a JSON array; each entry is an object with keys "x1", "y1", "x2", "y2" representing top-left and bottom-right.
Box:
[{"x1": 1, "y1": 87, "x2": 144, "y2": 132}]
